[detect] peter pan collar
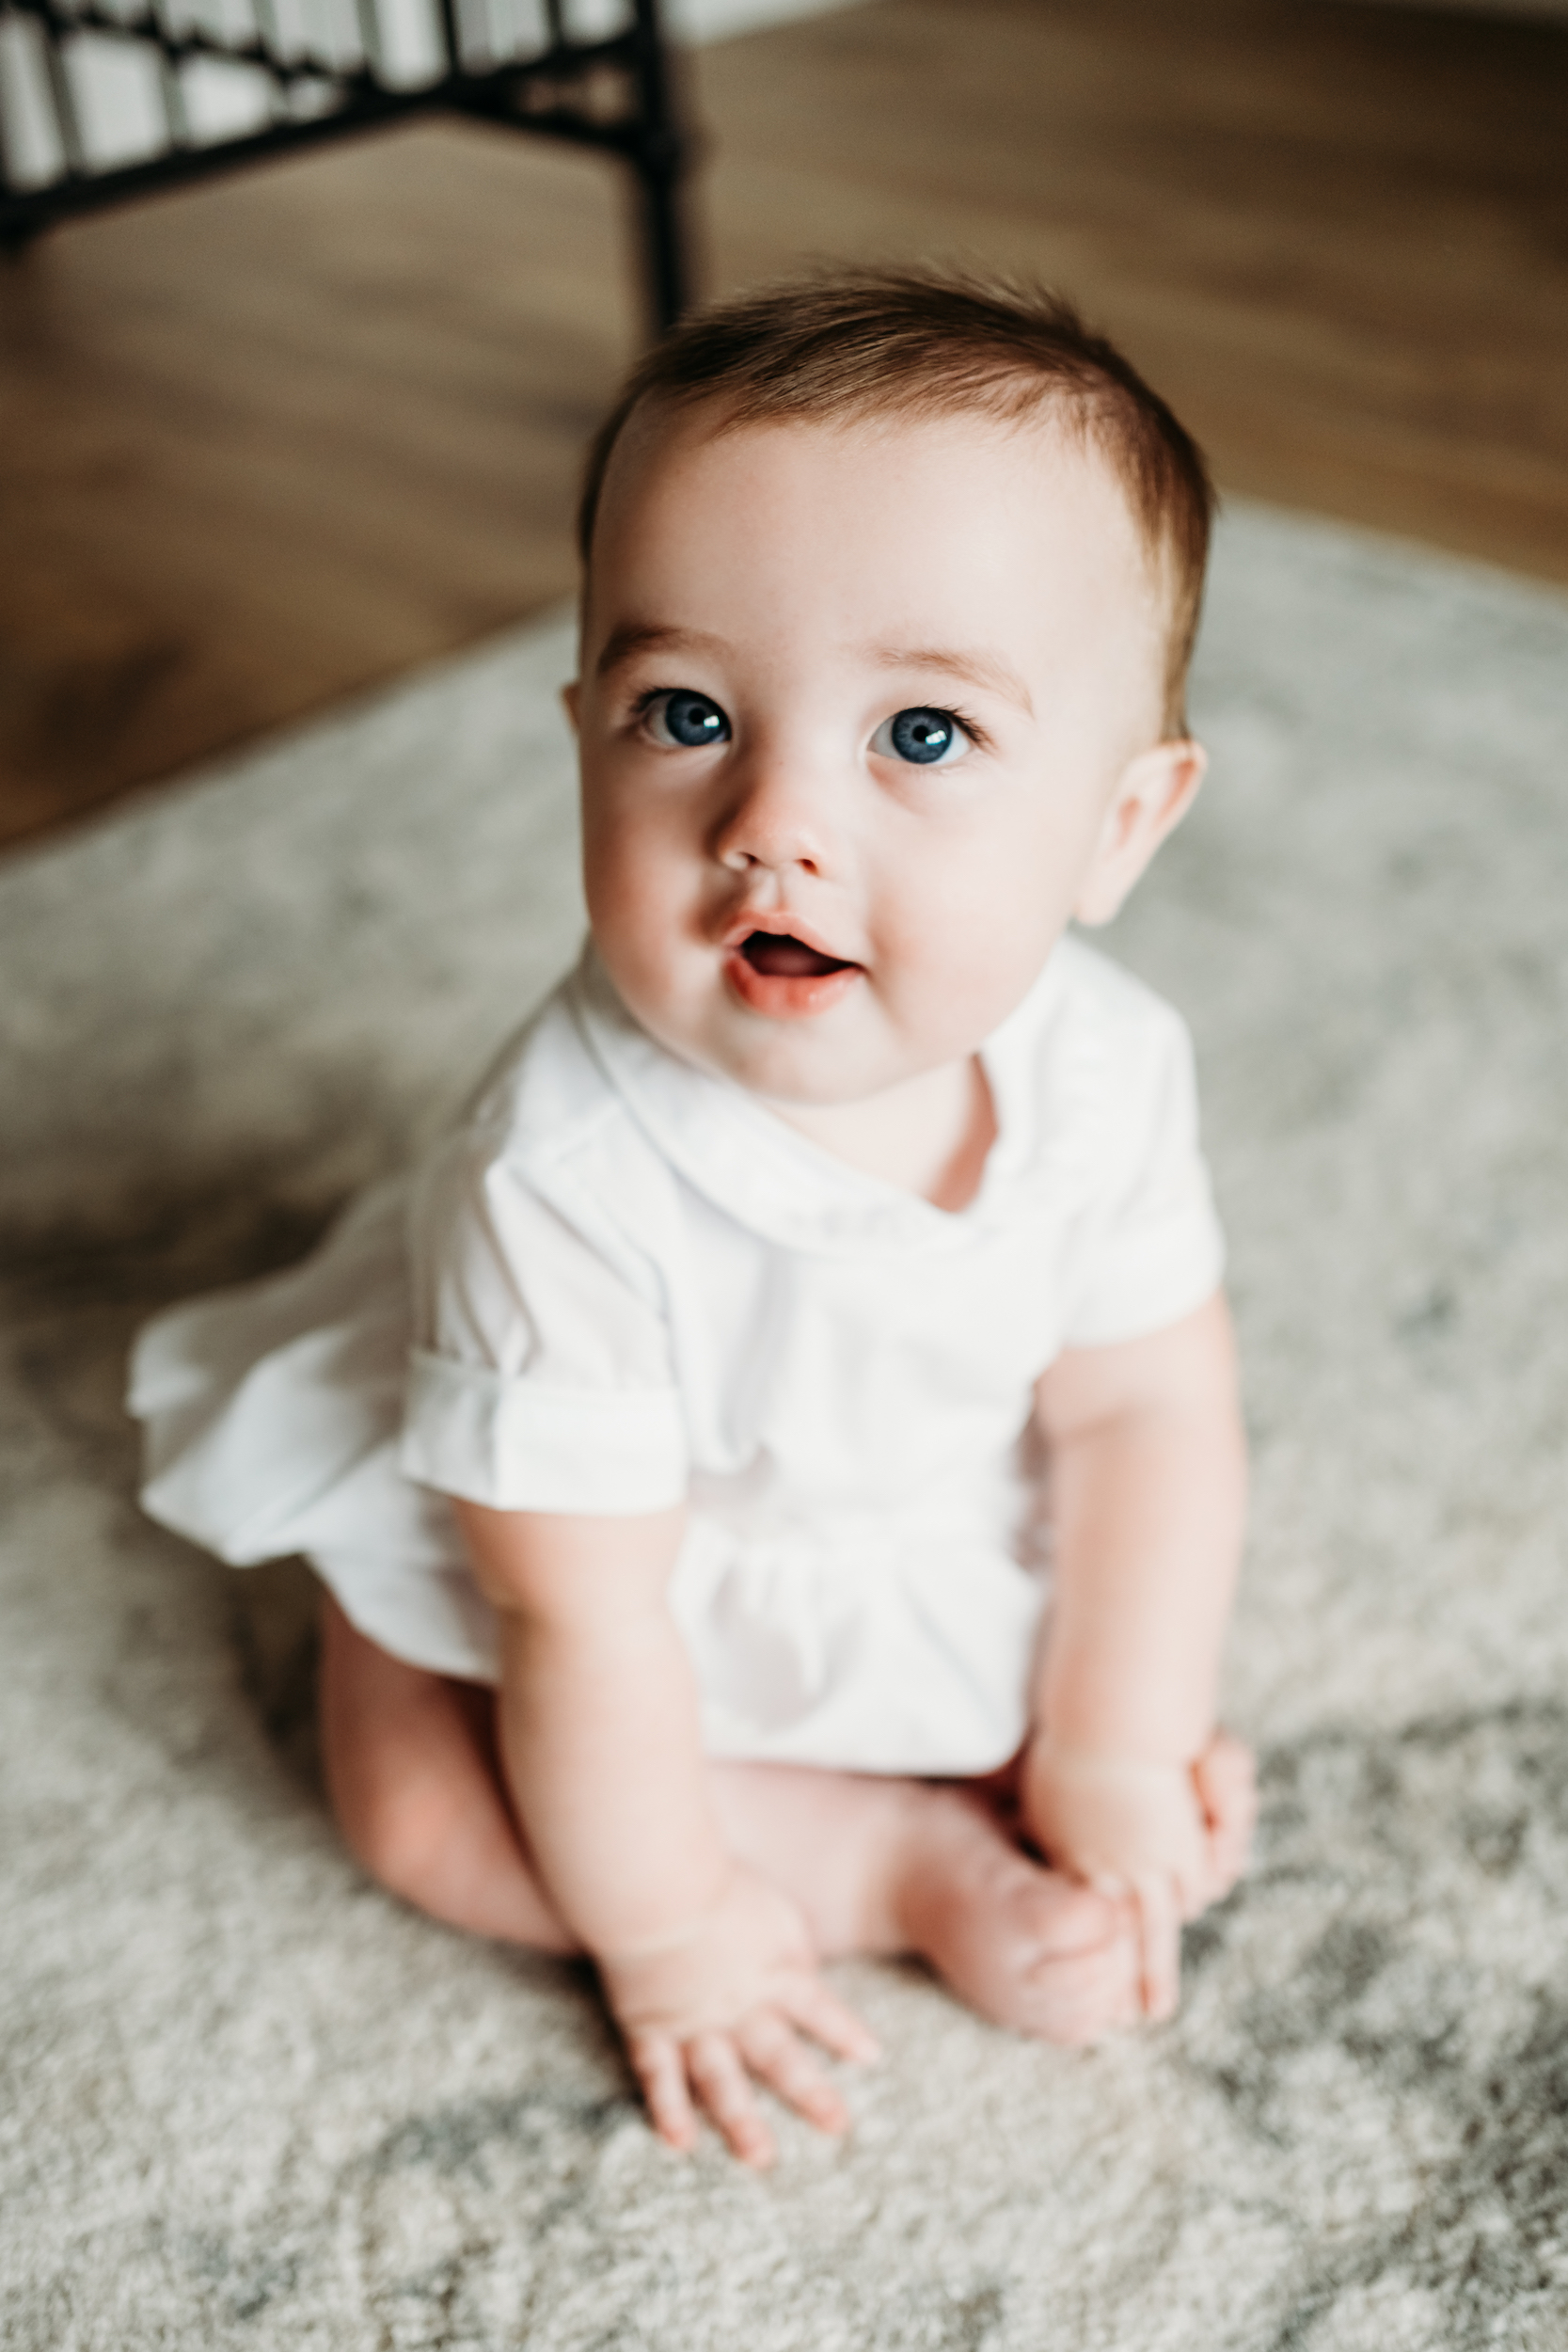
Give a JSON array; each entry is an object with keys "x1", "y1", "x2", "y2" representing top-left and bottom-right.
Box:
[{"x1": 568, "y1": 941, "x2": 1106, "y2": 1261}]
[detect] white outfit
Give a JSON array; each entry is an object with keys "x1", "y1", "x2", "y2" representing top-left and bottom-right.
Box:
[{"x1": 129, "y1": 937, "x2": 1224, "y2": 1775}]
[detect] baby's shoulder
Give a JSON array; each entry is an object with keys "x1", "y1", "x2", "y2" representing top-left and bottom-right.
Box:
[
  {"x1": 464, "y1": 982, "x2": 618, "y2": 1160},
  {"x1": 1051, "y1": 932, "x2": 1187, "y2": 1038},
  {"x1": 418, "y1": 963, "x2": 667, "y2": 1224},
  {"x1": 1021, "y1": 934, "x2": 1195, "y2": 1089},
  {"x1": 991, "y1": 937, "x2": 1201, "y2": 1196}
]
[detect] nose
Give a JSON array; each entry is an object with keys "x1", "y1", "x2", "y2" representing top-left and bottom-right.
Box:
[{"x1": 711, "y1": 750, "x2": 837, "y2": 878}]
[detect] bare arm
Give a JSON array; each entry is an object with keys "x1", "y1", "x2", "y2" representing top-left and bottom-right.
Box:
[
  {"x1": 1023, "y1": 1294, "x2": 1250, "y2": 2010},
  {"x1": 452, "y1": 1498, "x2": 875, "y2": 2162},
  {"x1": 453, "y1": 1498, "x2": 728, "y2": 1954},
  {"x1": 1033, "y1": 1290, "x2": 1245, "y2": 1763}
]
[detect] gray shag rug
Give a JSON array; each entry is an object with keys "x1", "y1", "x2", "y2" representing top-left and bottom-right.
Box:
[{"x1": 5, "y1": 503, "x2": 1568, "y2": 2352}]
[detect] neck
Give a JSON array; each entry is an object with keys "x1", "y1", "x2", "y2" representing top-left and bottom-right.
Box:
[{"x1": 763, "y1": 1057, "x2": 997, "y2": 1212}]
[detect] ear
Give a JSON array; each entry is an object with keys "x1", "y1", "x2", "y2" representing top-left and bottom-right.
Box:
[
  {"x1": 561, "y1": 679, "x2": 582, "y2": 737},
  {"x1": 1073, "y1": 738, "x2": 1207, "y2": 928}
]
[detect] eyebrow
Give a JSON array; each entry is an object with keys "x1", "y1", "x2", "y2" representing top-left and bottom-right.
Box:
[
  {"x1": 594, "y1": 623, "x2": 1036, "y2": 718},
  {"x1": 594, "y1": 622, "x2": 730, "y2": 680},
  {"x1": 864, "y1": 644, "x2": 1035, "y2": 717}
]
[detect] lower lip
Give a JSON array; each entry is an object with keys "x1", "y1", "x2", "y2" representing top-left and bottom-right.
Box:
[{"x1": 723, "y1": 949, "x2": 863, "y2": 1020}]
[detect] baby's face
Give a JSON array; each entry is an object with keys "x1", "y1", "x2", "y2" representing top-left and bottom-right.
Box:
[{"x1": 569, "y1": 402, "x2": 1187, "y2": 1108}]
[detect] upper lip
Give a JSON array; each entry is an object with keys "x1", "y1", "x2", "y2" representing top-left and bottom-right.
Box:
[{"x1": 720, "y1": 909, "x2": 862, "y2": 965}]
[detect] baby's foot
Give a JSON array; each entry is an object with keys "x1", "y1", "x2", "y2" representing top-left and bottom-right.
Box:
[{"x1": 894, "y1": 1788, "x2": 1141, "y2": 2044}]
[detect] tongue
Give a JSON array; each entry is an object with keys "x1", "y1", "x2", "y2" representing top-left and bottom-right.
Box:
[{"x1": 742, "y1": 933, "x2": 850, "y2": 978}]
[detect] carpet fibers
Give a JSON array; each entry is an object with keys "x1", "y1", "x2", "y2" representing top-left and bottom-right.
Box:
[{"x1": 4, "y1": 504, "x2": 1568, "y2": 2350}]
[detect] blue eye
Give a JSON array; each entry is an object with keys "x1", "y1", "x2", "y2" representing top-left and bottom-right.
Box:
[
  {"x1": 645, "y1": 689, "x2": 730, "y2": 749},
  {"x1": 872, "y1": 707, "x2": 970, "y2": 767}
]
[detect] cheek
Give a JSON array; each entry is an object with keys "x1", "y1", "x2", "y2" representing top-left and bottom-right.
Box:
[
  {"x1": 584, "y1": 779, "x2": 661, "y2": 910},
  {"x1": 876, "y1": 813, "x2": 1067, "y2": 982},
  {"x1": 581, "y1": 790, "x2": 702, "y2": 1001},
  {"x1": 583, "y1": 800, "x2": 653, "y2": 958}
]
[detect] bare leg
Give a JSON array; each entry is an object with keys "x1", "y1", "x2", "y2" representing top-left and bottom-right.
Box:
[
  {"x1": 709, "y1": 1759, "x2": 1145, "y2": 2043},
  {"x1": 320, "y1": 1596, "x2": 572, "y2": 1950},
  {"x1": 320, "y1": 1599, "x2": 1241, "y2": 2043}
]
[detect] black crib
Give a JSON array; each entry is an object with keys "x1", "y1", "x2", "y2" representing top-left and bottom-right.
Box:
[{"x1": 0, "y1": 0, "x2": 691, "y2": 331}]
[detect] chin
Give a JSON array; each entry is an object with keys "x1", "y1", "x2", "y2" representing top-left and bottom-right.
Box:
[
  {"x1": 735, "y1": 1041, "x2": 908, "y2": 1110},
  {"x1": 692, "y1": 1025, "x2": 855, "y2": 1104}
]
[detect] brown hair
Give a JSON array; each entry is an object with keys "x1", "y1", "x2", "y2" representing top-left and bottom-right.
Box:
[{"x1": 578, "y1": 266, "x2": 1214, "y2": 737}]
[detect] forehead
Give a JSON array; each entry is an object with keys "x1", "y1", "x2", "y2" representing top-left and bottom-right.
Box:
[
  {"x1": 588, "y1": 396, "x2": 1155, "y2": 614},
  {"x1": 580, "y1": 400, "x2": 1171, "y2": 743}
]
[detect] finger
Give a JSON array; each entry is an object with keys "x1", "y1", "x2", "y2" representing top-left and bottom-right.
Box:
[
  {"x1": 1194, "y1": 1739, "x2": 1258, "y2": 1895},
  {"x1": 1201, "y1": 1815, "x2": 1249, "y2": 1905},
  {"x1": 1195, "y1": 1733, "x2": 1258, "y2": 1836},
  {"x1": 1175, "y1": 1840, "x2": 1213, "y2": 1923},
  {"x1": 1102, "y1": 1856, "x2": 1204, "y2": 1927},
  {"x1": 1132, "y1": 1875, "x2": 1181, "y2": 2022},
  {"x1": 686, "y1": 2031, "x2": 775, "y2": 2170},
  {"x1": 627, "y1": 2029, "x2": 697, "y2": 2154},
  {"x1": 738, "y1": 2009, "x2": 850, "y2": 2137},
  {"x1": 775, "y1": 1973, "x2": 880, "y2": 2066},
  {"x1": 1049, "y1": 1874, "x2": 1142, "y2": 1954}
]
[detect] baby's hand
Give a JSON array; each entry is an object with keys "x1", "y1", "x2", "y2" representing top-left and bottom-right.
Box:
[
  {"x1": 595, "y1": 1866, "x2": 879, "y2": 2169},
  {"x1": 1022, "y1": 1731, "x2": 1255, "y2": 2021}
]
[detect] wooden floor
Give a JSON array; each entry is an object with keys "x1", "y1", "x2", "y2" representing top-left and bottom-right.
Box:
[{"x1": 3, "y1": 0, "x2": 1566, "y2": 850}]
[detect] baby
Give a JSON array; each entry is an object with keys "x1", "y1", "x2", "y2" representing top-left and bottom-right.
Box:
[{"x1": 131, "y1": 268, "x2": 1255, "y2": 2169}]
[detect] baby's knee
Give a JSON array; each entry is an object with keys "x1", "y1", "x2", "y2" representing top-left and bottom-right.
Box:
[{"x1": 334, "y1": 1759, "x2": 462, "y2": 1911}]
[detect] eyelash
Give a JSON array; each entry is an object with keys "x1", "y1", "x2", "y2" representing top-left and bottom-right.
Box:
[
  {"x1": 927, "y1": 705, "x2": 989, "y2": 755},
  {"x1": 629, "y1": 688, "x2": 991, "y2": 755}
]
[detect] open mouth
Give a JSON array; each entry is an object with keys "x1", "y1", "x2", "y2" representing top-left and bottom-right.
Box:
[
  {"x1": 739, "y1": 930, "x2": 859, "y2": 979},
  {"x1": 725, "y1": 927, "x2": 863, "y2": 1019}
]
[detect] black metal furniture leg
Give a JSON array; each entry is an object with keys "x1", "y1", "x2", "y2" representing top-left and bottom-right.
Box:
[{"x1": 626, "y1": 0, "x2": 693, "y2": 335}]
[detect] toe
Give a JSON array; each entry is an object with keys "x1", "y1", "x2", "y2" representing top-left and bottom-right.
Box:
[{"x1": 1013, "y1": 1939, "x2": 1142, "y2": 2045}]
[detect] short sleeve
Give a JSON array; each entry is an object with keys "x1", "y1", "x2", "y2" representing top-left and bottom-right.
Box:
[
  {"x1": 1059, "y1": 1005, "x2": 1226, "y2": 1349},
  {"x1": 398, "y1": 1128, "x2": 688, "y2": 1515}
]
